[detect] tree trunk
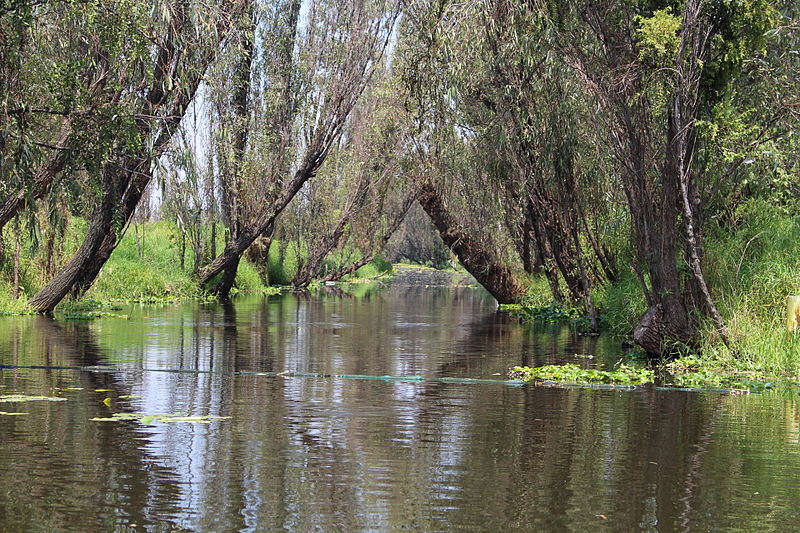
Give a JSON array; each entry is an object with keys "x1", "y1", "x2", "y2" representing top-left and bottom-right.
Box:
[
  {"x1": 418, "y1": 182, "x2": 524, "y2": 304},
  {"x1": 12, "y1": 216, "x2": 20, "y2": 299},
  {"x1": 212, "y1": 256, "x2": 241, "y2": 296},
  {"x1": 29, "y1": 167, "x2": 120, "y2": 311}
]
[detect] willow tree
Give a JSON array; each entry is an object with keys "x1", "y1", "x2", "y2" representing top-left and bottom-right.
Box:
[
  {"x1": 397, "y1": 1, "x2": 531, "y2": 304},
  {"x1": 195, "y1": 0, "x2": 401, "y2": 294},
  {"x1": 0, "y1": 2, "x2": 152, "y2": 241},
  {"x1": 28, "y1": 0, "x2": 248, "y2": 312},
  {"x1": 554, "y1": 0, "x2": 773, "y2": 354},
  {"x1": 289, "y1": 76, "x2": 418, "y2": 287}
]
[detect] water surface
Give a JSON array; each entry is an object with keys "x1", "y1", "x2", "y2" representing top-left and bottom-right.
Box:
[{"x1": 1, "y1": 283, "x2": 799, "y2": 531}]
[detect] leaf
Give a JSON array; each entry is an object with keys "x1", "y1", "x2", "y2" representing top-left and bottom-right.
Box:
[
  {"x1": 102, "y1": 397, "x2": 112, "y2": 407},
  {"x1": 0, "y1": 395, "x2": 67, "y2": 403},
  {"x1": 88, "y1": 413, "x2": 231, "y2": 425},
  {"x1": 0, "y1": 411, "x2": 28, "y2": 416}
]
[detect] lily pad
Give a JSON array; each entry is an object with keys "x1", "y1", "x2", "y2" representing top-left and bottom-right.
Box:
[
  {"x1": 89, "y1": 413, "x2": 231, "y2": 424},
  {"x1": 0, "y1": 395, "x2": 67, "y2": 403},
  {"x1": 90, "y1": 413, "x2": 142, "y2": 422}
]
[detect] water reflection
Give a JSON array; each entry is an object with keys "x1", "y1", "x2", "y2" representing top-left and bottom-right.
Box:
[{"x1": 0, "y1": 287, "x2": 799, "y2": 531}]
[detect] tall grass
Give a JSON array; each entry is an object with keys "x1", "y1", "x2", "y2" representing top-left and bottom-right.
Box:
[
  {"x1": 699, "y1": 199, "x2": 800, "y2": 374},
  {"x1": 516, "y1": 198, "x2": 800, "y2": 375}
]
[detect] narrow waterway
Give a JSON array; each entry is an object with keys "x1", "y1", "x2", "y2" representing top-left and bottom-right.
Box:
[{"x1": 0, "y1": 278, "x2": 799, "y2": 531}]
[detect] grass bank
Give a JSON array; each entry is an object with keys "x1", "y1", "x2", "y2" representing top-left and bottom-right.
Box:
[
  {"x1": 0, "y1": 219, "x2": 392, "y2": 313},
  {"x1": 509, "y1": 199, "x2": 800, "y2": 386}
]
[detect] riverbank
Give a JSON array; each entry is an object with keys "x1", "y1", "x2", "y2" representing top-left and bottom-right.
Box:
[
  {"x1": 505, "y1": 201, "x2": 800, "y2": 388},
  {"x1": 0, "y1": 220, "x2": 393, "y2": 314}
]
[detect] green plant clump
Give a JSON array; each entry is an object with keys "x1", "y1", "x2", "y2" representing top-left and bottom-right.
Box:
[
  {"x1": 509, "y1": 363, "x2": 654, "y2": 385},
  {"x1": 663, "y1": 355, "x2": 774, "y2": 391}
]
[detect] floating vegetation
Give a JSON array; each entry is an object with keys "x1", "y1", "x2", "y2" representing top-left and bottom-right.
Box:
[
  {"x1": 500, "y1": 303, "x2": 594, "y2": 330},
  {"x1": 90, "y1": 413, "x2": 232, "y2": 424},
  {"x1": 0, "y1": 411, "x2": 28, "y2": 416},
  {"x1": 662, "y1": 356, "x2": 774, "y2": 391},
  {"x1": 64, "y1": 311, "x2": 129, "y2": 320},
  {"x1": 61, "y1": 299, "x2": 128, "y2": 320},
  {"x1": 509, "y1": 363, "x2": 654, "y2": 385},
  {"x1": 0, "y1": 395, "x2": 67, "y2": 403}
]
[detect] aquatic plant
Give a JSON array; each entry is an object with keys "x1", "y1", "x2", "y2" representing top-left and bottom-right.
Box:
[
  {"x1": 509, "y1": 363, "x2": 654, "y2": 385},
  {"x1": 90, "y1": 413, "x2": 231, "y2": 424},
  {"x1": 0, "y1": 395, "x2": 67, "y2": 403},
  {"x1": 662, "y1": 355, "x2": 774, "y2": 391}
]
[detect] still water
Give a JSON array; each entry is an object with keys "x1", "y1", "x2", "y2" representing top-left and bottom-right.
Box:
[{"x1": 1, "y1": 281, "x2": 800, "y2": 532}]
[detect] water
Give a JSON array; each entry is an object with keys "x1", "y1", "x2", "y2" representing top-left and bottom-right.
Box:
[{"x1": 1, "y1": 283, "x2": 800, "y2": 531}]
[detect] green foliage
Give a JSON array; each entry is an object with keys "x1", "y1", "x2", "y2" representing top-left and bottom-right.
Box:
[
  {"x1": 0, "y1": 395, "x2": 67, "y2": 403},
  {"x1": 501, "y1": 302, "x2": 583, "y2": 323},
  {"x1": 663, "y1": 355, "x2": 774, "y2": 391},
  {"x1": 517, "y1": 275, "x2": 557, "y2": 308},
  {"x1": 233, "y1": 260, "x2": 265, "y2": 293},
  {"x1": 264, "y1": 240, "x2": 299, "y2": 286},
  {"x1": 701, "y1": 0, "x2": 776, "y2": 106},
  {"x1": 87, "y1": 222, "x2": 199, "y2": 302},
  {"x1": 60, "y1": 299, "x2": 127, "y2": 320},
  {"x1": 698, "y1": 199, "x2": 800, "y2": 373},
  {"x1": 352, "y1": 256, "x2": 393, "y2": 279},
  {"x1": 594, "y1": 270, "x2": 648, "y2": 336},
  {"x1": 636, "y1": 7, "x2": 682, "y2": 62},
  {"x1": 509, "y1": 363, "x2": 654, "y2": 385},
  {"x1": 0, "y1": 281, "x2": 34, "y2": 316}
]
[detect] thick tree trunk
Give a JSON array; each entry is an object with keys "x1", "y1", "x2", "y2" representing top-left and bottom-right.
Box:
[
  {"x1": 29, "y1": 167, "x2": 119, "y2": 311},
  {"x1": 212, "y1": 256, "x2": 241, "y2": 296},
  {"x1": 418, "y1": 182, "x2": 524, "y2": 304},
  {"x1": 12, "y1": 216, "x2": 20, "y2": 299}
]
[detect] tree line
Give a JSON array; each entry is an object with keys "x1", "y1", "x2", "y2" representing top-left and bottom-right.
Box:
[{"x1": 1, "y1": 0, "x2": 798, "y2": 356}]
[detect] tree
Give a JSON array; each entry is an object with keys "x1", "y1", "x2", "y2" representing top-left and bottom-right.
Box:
[
  {"x1": 28, "y1": 0, "x2": 249, "y2": 312},
  {"x1": 195, "y1": 0, "x2": 402, "y2": 294}
]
